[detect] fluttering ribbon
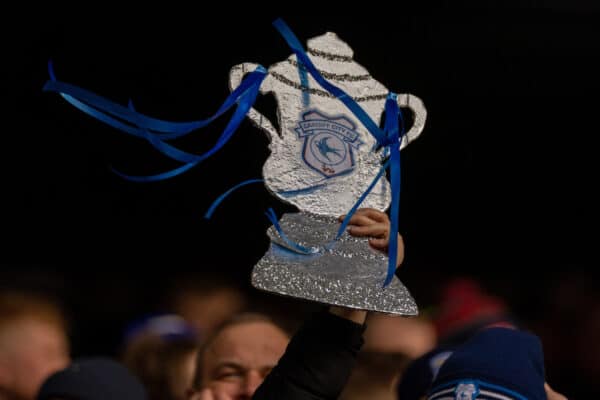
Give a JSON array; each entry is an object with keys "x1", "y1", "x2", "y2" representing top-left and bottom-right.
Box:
[
  {"x1": 204, "y1": 179, "x2": 265, "y2": 219},
  {"x1": 43, "y1": 61, "x2": 267, "y2": 181},
  {"x1": 44, "y1": 18, "x2": 406, "y2": 287},
  {"x1": 264, "y1": 208, "x2": 319, "y2": 254}
]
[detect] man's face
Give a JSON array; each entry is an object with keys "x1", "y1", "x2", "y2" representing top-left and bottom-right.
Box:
[
  {"x1": 0, "y1": 318, "x2": 70, "y2": 400},
  {"x1": 200, "y1": 321, "x2": 289, "y2": 399}
]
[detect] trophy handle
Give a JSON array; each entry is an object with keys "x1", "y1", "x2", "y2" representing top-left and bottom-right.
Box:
[
  {"x1": 229, "y1": 63, "x2": 281, "y2": 145},
  {"x1": 397, "y1": 93, "x2": 427, "y2": 149}
]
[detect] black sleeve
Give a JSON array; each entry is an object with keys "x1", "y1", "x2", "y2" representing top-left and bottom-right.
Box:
[{"x1": 253, "y1": 310, "x2": 366, "y2": 400}]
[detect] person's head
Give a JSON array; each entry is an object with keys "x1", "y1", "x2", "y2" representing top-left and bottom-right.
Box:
[
  {"x1": 164, "y1": 274, "x2": 247, "y2": 340},
  {"x1": 121, "y1": 314, "x2": 199, "y2": 400},
  {"x1": 190, "y1": 313, "x2": 290, "y2": 400},
  {"x1": 37, "y1": 357, "x2": 147, "y2": 400},
  {"x1": 433, "y1": 278, "x2": 514, "y2": 346},
  {"x1": 397, "y1": 278, "x2": 517, "y2": 400},
  {"x1": 0, "y1": 291, "x2": 70, "y2": 400},
  {"x1": 427, "y1": 327, "x2": 546, "y2": 400}
]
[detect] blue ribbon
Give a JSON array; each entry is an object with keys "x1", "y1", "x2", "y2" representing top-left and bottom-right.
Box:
[
  {"x1": 203, "y1": 157, "x2": 390, "y2": 260},
  {"x1": 272, "y1": 19, "x2": 405, "y2": 286},
  {"x1": 297, "y1": 60, "x2": 310, "y2": 107},
  {"x1": 204, "y1": 178, "x2": 264, "y2": 219},
  {"x1": 44, "y1": 61, "x2": 267, "y2": 180},
  {"x1": 204, "y1": 20, "x2": 406, "y2": 286},
  {"x1": 272, "y1": 19, "x2": 390, "y2": 148},
  {"x1": 265, "y1": 208, "x2": 318, "y2": 254},
  {"x1": 383, "y1": 93, "x2": 404, "y2": 286},
  {"x1": 333, "y1": 159, "x2": 391, "y2": 244},
  {"x1": 44, "y1": 61, "x2": 266, "y2": 139},
  {"x1": 44, "y1": 19, "x2": 407, "y2": 287}
]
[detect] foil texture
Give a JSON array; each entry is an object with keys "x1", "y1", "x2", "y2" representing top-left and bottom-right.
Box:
[
  {"x1": 229, "y1": 32, "x2": 427, "y2": 217},
  {"x1": 252, "y1": 212, "x2": 418, "y2": 316},
  {"x1": 228, "y1": 30, "x2": 426, "y2": 314}
]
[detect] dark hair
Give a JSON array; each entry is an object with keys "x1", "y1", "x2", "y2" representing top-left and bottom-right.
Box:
[
  {"x1": 121, "y1": 314, "x2": 199, "y2": 400},
  {"x1": 123, "y1": 335, "x2": 198, "y2": 400}
]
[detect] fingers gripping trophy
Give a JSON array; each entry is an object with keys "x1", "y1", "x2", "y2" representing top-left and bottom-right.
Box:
[{"x1": 229, "y1": 30, "x2": 427, "y2": 315}]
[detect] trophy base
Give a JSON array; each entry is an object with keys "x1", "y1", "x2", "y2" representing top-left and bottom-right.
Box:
[{"x1": 251, "y1": 211, "x2": 418, "y2": 316}]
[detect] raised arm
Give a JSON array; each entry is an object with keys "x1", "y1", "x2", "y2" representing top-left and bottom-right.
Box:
[{"x1": 253, "y1": 208, "x2": 404, "y2": 400}]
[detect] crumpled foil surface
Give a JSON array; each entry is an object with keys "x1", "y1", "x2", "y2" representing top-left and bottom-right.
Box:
[{"x1": 252, "y1": 212, "x2": 418, "y2": 316}]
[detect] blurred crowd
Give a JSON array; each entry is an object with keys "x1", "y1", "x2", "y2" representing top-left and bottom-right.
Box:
[{"x1": 1, "y1": 266, "x2": 595, "y2": 399}]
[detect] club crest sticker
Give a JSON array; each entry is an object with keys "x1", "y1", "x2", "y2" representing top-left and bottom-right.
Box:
[
  {"x1": 295, "y1": 109, "x2": 363, "y2": 178},
  {"x1": 454, "y1": 381, "x2": 480, "y2": 400}
]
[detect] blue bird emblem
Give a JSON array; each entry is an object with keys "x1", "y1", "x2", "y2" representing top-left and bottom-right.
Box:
[
  {"x1": 315, "y1": 136, "x2": 342, "y2": 162},
  {"x1": 295, "y1": 109, "x2": 362, "y2": 178}
]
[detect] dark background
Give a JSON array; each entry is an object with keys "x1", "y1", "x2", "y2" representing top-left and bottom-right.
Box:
[{"x1": 2, "y1": 3, "x2": 599, "y2": 395}]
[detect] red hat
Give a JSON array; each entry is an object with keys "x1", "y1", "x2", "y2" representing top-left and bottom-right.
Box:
[{"x1": 434, "y1": 278, "x2": 511, "y2": 340}]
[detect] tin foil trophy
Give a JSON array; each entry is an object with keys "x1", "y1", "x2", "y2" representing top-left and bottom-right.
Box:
[
  {"x1": 42, "y1": 19, "x2": 426, "y2": 316},
  {"x1": 229, "y1": 30, "x2": 427, "y2": 315}
]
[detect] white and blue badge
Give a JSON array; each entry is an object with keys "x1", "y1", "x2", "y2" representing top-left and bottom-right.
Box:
[
  {"x1": 455, "y1": 381, "x2": 480, "y2": 400},
  {"x1": 295, "y1": 109, "x2": 363, "y2": 178}
]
